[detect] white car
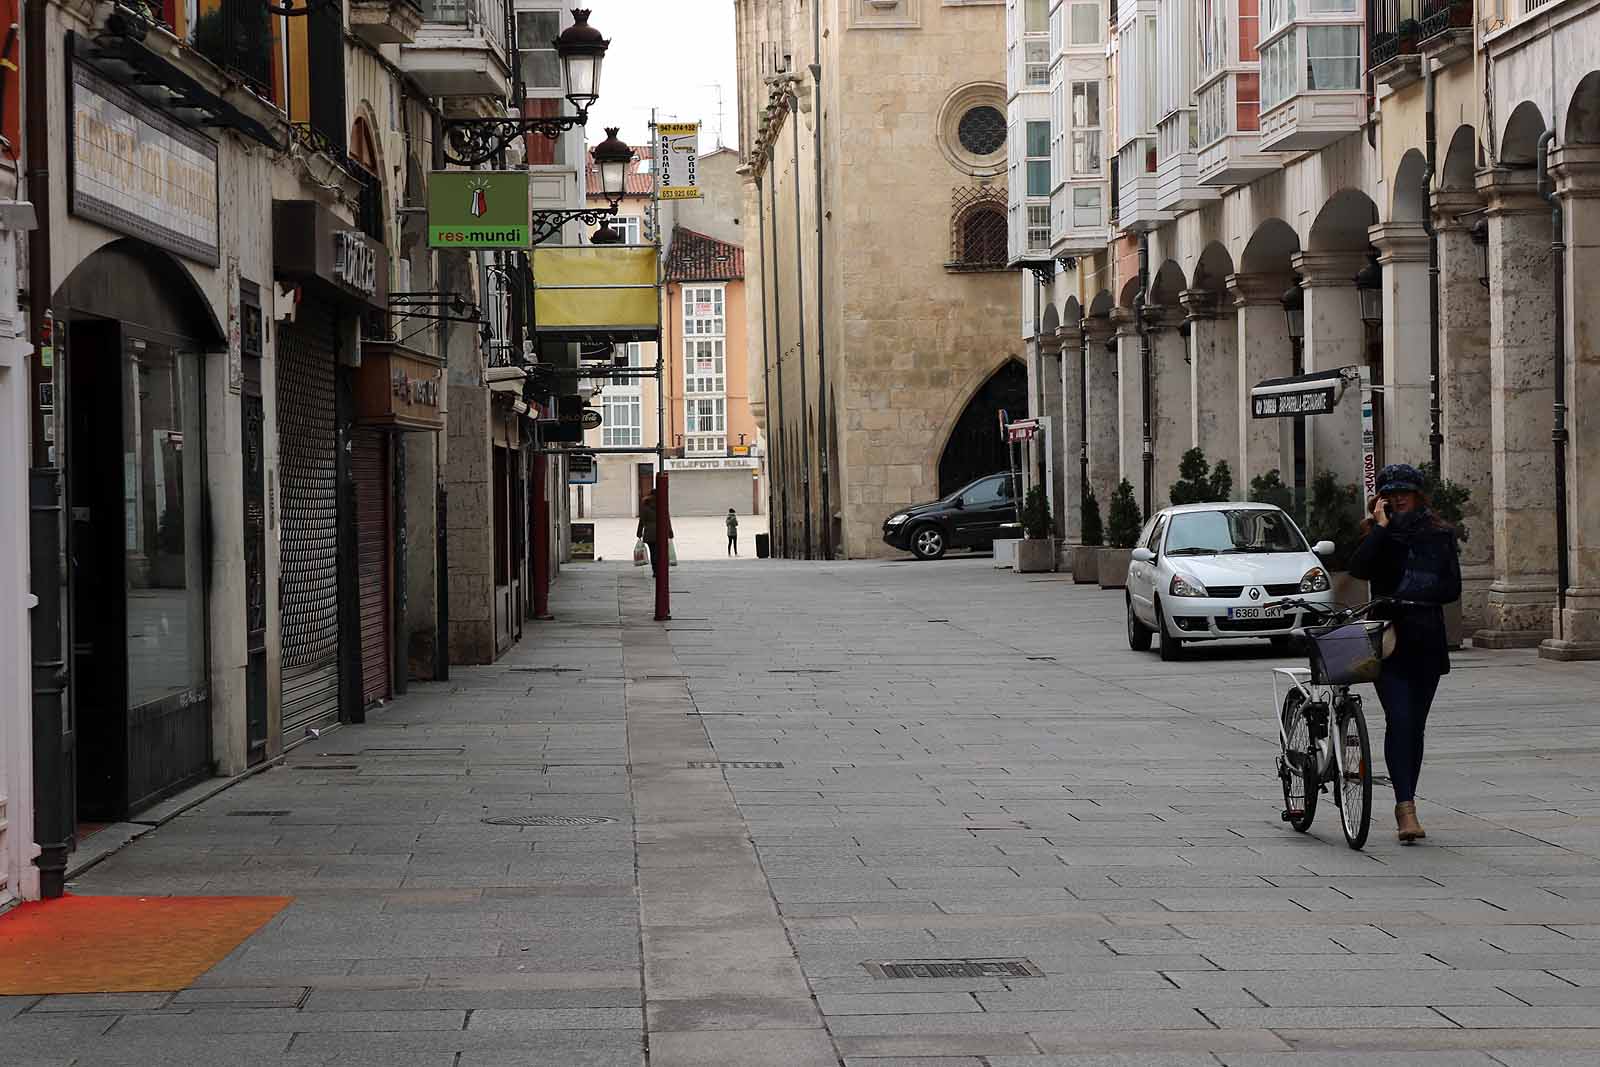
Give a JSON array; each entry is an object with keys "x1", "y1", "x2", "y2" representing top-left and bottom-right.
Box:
[{"x1": 1124, "y1": 502, "x2": 1337, "y2": 661}]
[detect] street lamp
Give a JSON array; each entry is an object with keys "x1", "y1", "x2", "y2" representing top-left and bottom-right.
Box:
[
  {"x1": 1281, "y1": 279, "x2": 1305, "y2": 351},
  {"x1": 1469, "y1": 217, "x2": 1490, "y2": 289},
  {"x1": 532, "y1": 129, "x2": 634, "y2": 244},
  {"x1": 1354, "y1": 255, "x2": 1383, "y2": 328},
  {"x1": 556, "y1": 9, "x2": 610, "y2": 116}
]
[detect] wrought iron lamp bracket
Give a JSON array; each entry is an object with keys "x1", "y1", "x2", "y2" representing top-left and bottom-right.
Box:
[
  {"x1": 529, "y1": 204, "x2": 619, "y2": 245},
  {"x1": 441, "y1": 113, "x2": 590, "y2": 167}
]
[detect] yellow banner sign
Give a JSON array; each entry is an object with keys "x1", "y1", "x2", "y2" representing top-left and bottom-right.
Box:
[{"x1": 532, "y1": 247, "x2": 660, "y2": 340}]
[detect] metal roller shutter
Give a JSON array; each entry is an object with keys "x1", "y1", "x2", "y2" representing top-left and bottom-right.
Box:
[
  {"x1": 276, "y1": 299, "x2": 341, "y2": 736},
  {"x1": 351, "y1": 428, "x2": 391, "y2": 708}
]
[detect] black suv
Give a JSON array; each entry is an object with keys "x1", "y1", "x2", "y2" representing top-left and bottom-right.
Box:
[{"x1": 881, "y1": 472, "x2": 1019, "y2": 560}]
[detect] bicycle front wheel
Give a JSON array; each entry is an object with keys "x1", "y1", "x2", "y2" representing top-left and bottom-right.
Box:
[
  {"x1": 1279, "y1": 689, "x2": 1318, "y2": 833},
  {"x1": 1335, "y1": 695, "x2": 1373, "y2": 850}
]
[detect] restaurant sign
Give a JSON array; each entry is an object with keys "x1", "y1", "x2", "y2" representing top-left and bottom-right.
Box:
[
  {"x1": 1249, "y1": 369, "x2": 1346, "y2": 420},
  {"x1": 69, "y1": 60, "x2": 220, "y2": 265},
  {"x1": 354, "y1": 341, "x2": 445, "y2": 432}
]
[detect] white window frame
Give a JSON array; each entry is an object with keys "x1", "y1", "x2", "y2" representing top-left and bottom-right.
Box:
[
  {"x1": 514, "y1": 7, "x2": 563, "y2": 91},
  {"x1": 683, "y1": 285, "x2": 726, "y2": 336},
  {"x1": 602, "y1": 393, "x2": 642, "y2": 448},
  {"x1": 1071, "y1": 81, "x2": 1103, "y2": 176}
]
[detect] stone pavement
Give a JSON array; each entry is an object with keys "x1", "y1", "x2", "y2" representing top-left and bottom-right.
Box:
[
  {"x1": 5, "y1": 556, "x2": 1600, "y2": 1066},
  {"x1": 589, "y1": 514, "x2": 771, "y2": 562}
]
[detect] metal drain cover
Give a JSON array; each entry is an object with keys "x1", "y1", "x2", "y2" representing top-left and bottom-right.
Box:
[
  {"x1": 476, "y1": 825, "x2": 614, "y2": 831},
  {"x1": 688, "y1": 760, "x2": 784, "y2": 769},
  {"x1": 864, "y1": 958, "x2": 1043, "y2": 980}
]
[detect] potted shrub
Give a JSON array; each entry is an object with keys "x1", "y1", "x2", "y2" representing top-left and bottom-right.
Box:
[
  {"x1": 1421, "y1": 462, "x2": 1473, "y2": 647},
  {"x1": 1249, "y1": 468, "x2": 1297, "y2": 522},
  {"x1": 1397, "y1": 18, "x2": 1422, "y2": 52},
  {"x1": 1073, "y1": 487, "x2": 1104, "y2": 584},
  {"x1": 1169, "y1": 448, "x2": 1234, "y2": 506},
  {"x1": 1098, "y1": 478, "x2": 1142, "y2": 589},
  {"x1": 1015, "y1": 484, "x2": 1057, "y2": 573}
]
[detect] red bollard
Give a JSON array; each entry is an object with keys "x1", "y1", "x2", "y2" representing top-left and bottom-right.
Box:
[
  {"x1": 654, "y1": 472, "x2": 672, "y2": 621},
  {"x1": 531, "y1": 454, "x2": 553, "y2": 620}
]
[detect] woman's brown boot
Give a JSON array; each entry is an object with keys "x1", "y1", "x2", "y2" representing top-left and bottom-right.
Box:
[{"x1": 1396, "y1": 802, "x2": 1425, "y2": 843}]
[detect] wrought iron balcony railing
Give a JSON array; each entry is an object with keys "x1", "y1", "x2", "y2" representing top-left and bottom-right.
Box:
[{"x1": 1419, "y1": 0, "x2": 1472, "y2": 40}]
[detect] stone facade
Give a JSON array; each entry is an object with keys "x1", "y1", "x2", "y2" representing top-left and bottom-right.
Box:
[{"x1": 737, "y1": 0, "x2": 1023, "y2": 559}]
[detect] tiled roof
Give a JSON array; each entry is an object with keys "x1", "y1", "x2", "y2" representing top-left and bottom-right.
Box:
[
  {"x1": 664, "y1": 227, "x2": 744, "y2": 283},
  {"x1": 585, "y1": 145, "x2": 655, "y2": 197}
]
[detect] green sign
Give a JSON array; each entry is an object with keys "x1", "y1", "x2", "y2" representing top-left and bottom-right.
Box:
[{"x1": 428, "y1": 171, "x2": 529, "y2": 248}]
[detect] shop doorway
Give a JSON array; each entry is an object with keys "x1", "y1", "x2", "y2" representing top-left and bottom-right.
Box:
[{"x1": 66, "y1": 324, "x2": 211, "y2": 821}]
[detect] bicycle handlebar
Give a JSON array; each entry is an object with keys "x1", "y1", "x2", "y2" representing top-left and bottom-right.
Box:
[{"x1": 1266, "y1": 595, "x2": 1432, "y2": 620}]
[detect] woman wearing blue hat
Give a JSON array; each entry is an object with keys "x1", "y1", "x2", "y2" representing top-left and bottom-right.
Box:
[{"x1": 1348, "y1": 463, "x2": 1463, "y2": 844}]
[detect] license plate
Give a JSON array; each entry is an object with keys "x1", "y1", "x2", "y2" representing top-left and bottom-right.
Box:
[{"x1": 1228, "y1": 604, "x2": 1284, "y2": 620}]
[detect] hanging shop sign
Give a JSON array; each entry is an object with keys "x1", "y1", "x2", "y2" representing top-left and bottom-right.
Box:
[
  {"x1": 1005, "y1": 418, "x2": 1039, "y2": 442},
  {"x1": 580, "y1": 408, "x2": 603, "y2": 430},
  {"x1": 427, "y1": 171, "x2": 531, "y2": 248},
  {"x1": 568, "y1": 453, "x2": 598, "y2": 484},
  {"x1": 69, "y1": 60, "x2": 220, "y2": 266},
  {"x1": 273, "y1": 201, "x2": 390, "y2": 311},
  {"x1": 531, "y1": 246, "x2": 661, "y2": 342},
  {"x1": 353, "y1": 340, "x2": 445, "y2": 432},
  {"x1": 657, "y1": 122, "x2": 700, "y2": 200},
  {"x1": 1249, "y1": 369, "x2": 1345, "y2": 420}
]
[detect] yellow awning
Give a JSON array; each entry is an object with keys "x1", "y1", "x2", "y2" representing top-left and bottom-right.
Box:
[{"x1": 532, "y1": 246, "x2": 660, "y2": 341}]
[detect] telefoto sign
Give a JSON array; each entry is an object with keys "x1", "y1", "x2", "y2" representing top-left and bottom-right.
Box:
[
  {"x1": 428, "y1": 171, "x2": 531, "y2": 248},
  {"x1": 69, "y1": 61, "x2": 220, "y2": 266}
]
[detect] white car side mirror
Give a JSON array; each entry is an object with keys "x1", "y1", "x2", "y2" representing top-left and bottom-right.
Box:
[
  {"x1": 1313, "y1": 540, "x2": 1335, "y2": 557},
  {"x1": 1130, "y1": 547, "x2": 1156, "y2": 564}
]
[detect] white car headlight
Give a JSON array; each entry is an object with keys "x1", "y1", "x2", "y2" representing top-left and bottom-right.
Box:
[
  {"x1": 885, "y1": 513, "x2": 910, "y2": 526},
  {"x1": 1170, "y1": 573, "x2": 1208, "y2": 598},
  {"x1": 1300, "y1": 566, "x2": 1331, "y2": 593}
]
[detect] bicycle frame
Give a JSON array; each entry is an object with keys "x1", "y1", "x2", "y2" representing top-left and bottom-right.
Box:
[{"x1": 1272, "y1": 667, "x2": 1348, "y2": 783}]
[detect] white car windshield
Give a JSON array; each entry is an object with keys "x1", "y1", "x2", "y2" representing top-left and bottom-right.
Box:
[{"x1": 1164, "y1": 509, "x2": 1307, "y2": 556}]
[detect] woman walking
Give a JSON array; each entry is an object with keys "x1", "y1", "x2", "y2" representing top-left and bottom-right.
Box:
[
  {"x1": 637, "y1": 491, "x2": 674, "y2": 576},
  {"x1": 726, "y1": 509, "x2": 739, "y2": 556},
  {"x1": 1348, "y1": 463, "x2": 1462, "y2": 844}
]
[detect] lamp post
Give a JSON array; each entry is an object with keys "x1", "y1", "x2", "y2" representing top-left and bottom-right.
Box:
[
  {"x1": 1281, "y1": 277, "x2": 1307, "y2": 517},
  {"x1": 531, "y1": 128, "x2": 633, "y2": 244},
  {"x1": 1469, "y1": 217, "x2": 1490, "y2": 289},
  {"x1": 441, "y1": 8, "x2": 612, "y2": 166},
  {"x1": 1354, "y1": 256, "x2": 1383, "y2": 328}
]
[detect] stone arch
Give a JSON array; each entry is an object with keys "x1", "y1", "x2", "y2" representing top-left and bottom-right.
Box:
[
  {"x1": 1240, "y1": 218, "x2": 1300, "y2": 275},
  {"x1": 1441, "y1": 125, "x2": 1477, "y2": 190},
  {"x1": 350, "y1": 115, "x2": 381, "y2": 173},
  {"x1": 1117, "y1": 274, "x2": 1141, "y2": 310},
  {"x1": 55, "y1": 238, "x2": 226, "y2": 346},
  {"x1": 1087, "y1": 289, "x2": 1114, "y2": 318},
  {"x1": 1062, "y1": 295, "x2": 1082, "y2": 330},
  {"x1": 1566, "y1": 71, "x2": 1600, "y2": 144},
  {"x1": 1502, "y1": 100, "x2": 1548, "y2": 166},
  {"x1": 1149, "y1": 259, "x2": 1186, "y2": 310},
  {"x1": 1192, "y1": 241, "x2": 1235, "y2": 294},
  {"x1": 1040, "y1": 302, "x2": 1060, "y2": 337},
  {"x1": 936, "y1": 358, "x2": 1028, "y2": 495},
  {"x1": 1309, "y1": 189, "x2": 1379, "y2": 252},
  {"x1": 1392, "y1": 149, "x2": 1428, "y2": 223}
]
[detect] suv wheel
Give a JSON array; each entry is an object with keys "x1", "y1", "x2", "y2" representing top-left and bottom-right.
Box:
[{"x1": 911, "y1": 524, "x2": 947, "y2": 561}]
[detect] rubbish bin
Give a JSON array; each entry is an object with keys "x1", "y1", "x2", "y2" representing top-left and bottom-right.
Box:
[{"x1": 755, "y1": 532, "x2": 770, "y2": 558}]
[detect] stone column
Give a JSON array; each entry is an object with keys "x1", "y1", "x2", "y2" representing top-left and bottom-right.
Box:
[
  {"x1": 1150, "y1": 312, "x2": 1189, "y2": 508},
  {"x1": 1542, "y1": 146, "x2": 1600, "y2": 659},
  {"x1": 1434, "y1": 189, "x2": 1495, "y2": 630},
  {"x1": 1228, "y1": 273, "x2": 1293, "y2": 489},
  {"x1": 1112, "y1": 308, "x2": 1144, "y2": 507},
  {"x1": 1293, "y1": 250, "x2": 1368, "y2": 494},
  {"x1": 1035, "y1": 328, "x2": 1068, "y2": 541},
  {"x1": 1183, "y1": 287, "x2": 1238, "y2": 478},
  {"x1": 1084, "y1": 315, "x2": 1120, "y2": 512},
  {"x1": 1368, "y1": 222, "x2": 1433, "y2": 466},
  {"x1": 1057, "y1": 322, "x2": 1086, "y2": 543},
  {"x1": 1474, "y1": 167, "x2": 1557, "y2": 647}
]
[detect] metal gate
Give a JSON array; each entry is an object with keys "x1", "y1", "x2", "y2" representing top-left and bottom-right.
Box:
[
  {"x1": 351, "y1": 428, "x2": 391, "y2": 708},
  {"x1": 276, "y1": 300, "x2": 341, "y2": 737}
]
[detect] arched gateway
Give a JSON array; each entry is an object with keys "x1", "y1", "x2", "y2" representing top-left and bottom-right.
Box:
[{"x1": 938, "y1": 359, "x2": 1028, "y2": 495}]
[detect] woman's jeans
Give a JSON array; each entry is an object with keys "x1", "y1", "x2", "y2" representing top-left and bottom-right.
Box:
[{"x1": 1373, "y1": 660, "x2": 1442, "y2": 804}]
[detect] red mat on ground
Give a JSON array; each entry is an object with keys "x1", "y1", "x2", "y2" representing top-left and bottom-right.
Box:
[{"x1": 0, "y1": 894, "x2": 290, "y2": 994}]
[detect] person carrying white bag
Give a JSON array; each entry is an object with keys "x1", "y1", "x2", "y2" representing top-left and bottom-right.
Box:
[{"x1": 635, "y1": 491, "x2": 675, "y2": 575}]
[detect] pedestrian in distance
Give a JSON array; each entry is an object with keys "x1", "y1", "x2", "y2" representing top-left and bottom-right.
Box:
[
  {"x1": 1348, "y1": 463, "x2": 1462, "y2": 845},
  {"x1": 637, "y1": 491, "x2": 674, "y2": 577},
  {"x1": 726, "y1": 508, "x2": 739, "y2": 556}
]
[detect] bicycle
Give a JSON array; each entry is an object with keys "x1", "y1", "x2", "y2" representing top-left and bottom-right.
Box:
[{"x1": 1264, "y1": 597, "x2": 1410, "y2": 851}]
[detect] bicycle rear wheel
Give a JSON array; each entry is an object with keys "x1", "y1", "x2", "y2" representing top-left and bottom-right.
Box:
[
  {"x1": 1335, "y1": 695, "x2": 1372, "y2": 850},
  {"x1": 1278, "y1": 689, "x2": 1318, "y2": 833}
]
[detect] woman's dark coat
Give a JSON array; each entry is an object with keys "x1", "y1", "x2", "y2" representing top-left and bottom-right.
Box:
[{"x1": 1347, "y1": 510, "x2": 1463, "y2": 675}]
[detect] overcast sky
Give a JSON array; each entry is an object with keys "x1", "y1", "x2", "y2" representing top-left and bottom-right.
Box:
[{"x1": 586, "y1": 0, "x2": 740, "y2": 154}]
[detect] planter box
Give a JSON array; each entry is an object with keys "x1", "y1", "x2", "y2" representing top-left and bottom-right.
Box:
[
  {"x1": 1072, "y1": 545, "x2": 1100, "y2": 584},
  {"x1": 992, "y1": 538, "x2": 1018, "y2": 569},
  {"x1": 1015, "y1": 538, "x2": 1056, "y2": 573},
  {"x1": 1098, "y1": 548, "x2": 1133, "y2": 589}
]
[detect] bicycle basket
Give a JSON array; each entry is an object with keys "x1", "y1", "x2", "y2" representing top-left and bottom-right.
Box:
[{"x1": 1307, "y1": 620, "x2": 1390, "y2": 686}]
